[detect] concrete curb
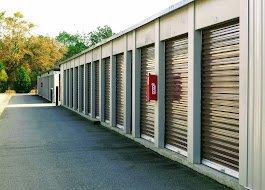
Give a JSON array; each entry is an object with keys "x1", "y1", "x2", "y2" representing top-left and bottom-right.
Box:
[{"x1": 0, "y1": 94, "x2": 11, "y2": 118}]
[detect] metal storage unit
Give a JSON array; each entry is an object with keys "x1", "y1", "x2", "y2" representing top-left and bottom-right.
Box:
[
  {"x1": 116, "y1": 53, "x2": 125, "y2": 127},
  {"x1": 165, "y1": 35, "x2": 188, "y2": 155},
  {"x1": 95, "y1": 61, "x2": 100, "y2": 118},
  {"x1": 74, "y1": 67, "x2": 78, "y2": 110},
  {"x1": 104, "y1": 58, "x2": 110, "y2": 122},
  {"x1": 80, "y1": 65, "x2": 84, "y2": 112},
  {"x1": 140, "y1": 45, "x2": 155, "y2": 141},
  {"x1": 87, "y1": 63, "x2": 91, "y2": 114},
  {"x1": 201, "y1": 20, "x2": 239, "y2": 176}
]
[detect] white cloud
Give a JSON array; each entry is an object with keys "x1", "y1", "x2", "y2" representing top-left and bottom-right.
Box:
[{"x1": 0, "y1": 0, "x2": 181, "y2": 37}]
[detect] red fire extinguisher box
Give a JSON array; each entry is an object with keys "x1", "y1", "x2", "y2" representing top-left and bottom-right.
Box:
[{"x1": 147, "y1": 73, "x2": 157, "y2": 101}]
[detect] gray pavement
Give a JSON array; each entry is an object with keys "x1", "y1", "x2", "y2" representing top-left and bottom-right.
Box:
[{"x1": 0, "y1": 95, "x2": 230, "y2": 190}]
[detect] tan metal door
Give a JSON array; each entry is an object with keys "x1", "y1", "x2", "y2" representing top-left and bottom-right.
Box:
[
  {"x1": 201, "y1": 20, "x2": 239, "y2": 175},
  {"x1": 64, "y1": 70, "x2": 66, "y2": 105},
  {"x1": 165, "y1": 35, "x2": 188, "y2": 155},
  {"x1": 75, "y1": 67, "x2": 78, "y2": 110},
  {"x1": 80, "y1": 65, "x2": 84, "y2": 112},
  {"x1": 70, "y1": 68, "x2": 73, "y2": 108},
  {"x1": 95, "y1": 61, "x2": 99, "y2": 117},
  {"x1": 67, "y1": 69, "x2": 70, "y2": 107},
  {"x1": 140, "y1": 45, "x2": 155, "y2": 141},
  {"x1": 104, "y1": 57, "x2": 110, "y2": 122},
  {"x1": 87, "y1": 63, "x2": 91, "y2": 114},
  {"x1": 116, "y1": 53, "x2": 125, "y2": 127}
]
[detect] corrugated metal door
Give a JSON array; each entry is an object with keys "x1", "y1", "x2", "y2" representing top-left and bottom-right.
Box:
[
  {"x1": 87, "y1": 63, "x2": 91, "y2": 114},
  {"x1": 67, "y1": 69, "x2": 69, "y2": 107},
  {"x1": 201, "y1": 20, "x2": 239, "y2": 175},
  {"x1": 75, "y1": 67, "x2": 78, "y2": 110},
  {"x1": 80, "y1": 65, "x2": 84, "y2": 112},
  {"x1": 64, "y1": 70, "x2": 66, "y2": 105},
  {"x1": 140, "y1": 45, "x2": 155, "y2": 141},
  {"x1": 70, "y1": 68, "x2": 73, "y2": 108},
  {"x1": 165, "y1": 35, "x2": 188, "y2": 155},
  {"x1": 116, "y1": 53, "x2": 125, "y2": 127},
  {"x1": 95, "y1": 61, "x2": 100, "y2": 117},
  {"x1": 104, "y1": 58, "x2": 110, "y2": 122}
]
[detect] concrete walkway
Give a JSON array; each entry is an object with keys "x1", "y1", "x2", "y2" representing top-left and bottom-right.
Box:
[{"x1": 0, "y1": 95, "x2": 230, "y2": 190}]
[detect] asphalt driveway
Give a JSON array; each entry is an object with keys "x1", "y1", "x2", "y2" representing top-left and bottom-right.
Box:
[{"x1": 0, "y1": 95, "x2": 230, "y2": 190}]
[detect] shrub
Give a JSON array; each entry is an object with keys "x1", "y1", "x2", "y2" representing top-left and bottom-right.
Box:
[{"x1": 14, "y1": 67, "x2": 31, "y2": 93}]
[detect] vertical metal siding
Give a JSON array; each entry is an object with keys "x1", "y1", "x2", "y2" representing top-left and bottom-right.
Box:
[
  {"x1": 165, "y1": 35, "x2": 188, "y2": 153},
  {"x1": 140, "y1": 45, "x2": 155, "y2": 140},
  {"x1": 116, "y1": 53, "x2": 125, "y2": 127},
  {"x1": 245, "y1": 0, "x2": 265, "y2": 188},
  {"x1": 201, "y1": 20, "x2": 240, "y2": 173},
  {"x1": 95, "y1": 61, "x2": 100, "y2": 117},
  {"x1": 104, "y1": 58, "x2": 111, "y2": 121}
]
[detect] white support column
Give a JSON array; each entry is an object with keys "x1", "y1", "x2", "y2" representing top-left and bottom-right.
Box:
[
  {"x1": 110, "y1": 42, "x2": 116, "y2": 127},
  {"x1": 84, "y1": 63, "x2": 89, "y2": 115},
  {"x1": 187, "y1": 3, "x2": 201, "y2": 164},
  {"x1": 132, "y1": 30, "x2": 141, "y2": 138},
  {"x1": 91, "y1": 59, "x2": 96, "y2": 118},
  {"x1": 124, "y1": 39, "x2": 132, "y2": 134},
  {"x1": 99, "y1": 47, "x2": 105, "y2": 122},
  {"x1": 154, "y1": 19, "x2": 165, "y2": 148},
  {"x1": 60, "y1": 67, "x2": 64, "y2": 106}
]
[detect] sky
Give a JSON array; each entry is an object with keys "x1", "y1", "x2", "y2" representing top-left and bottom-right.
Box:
[{"x1": 0, "y1": 0, "x2": 181, "y2": 37}]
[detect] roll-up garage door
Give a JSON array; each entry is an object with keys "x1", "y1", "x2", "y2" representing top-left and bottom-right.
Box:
[
  {"x1": 70, "y1": 68, "x2": 73, "y2": 108},
  {"x1": 201, "y1": 20, "x2": 239, "y2": 175},
  {"x1": 74, "y1": 67, "x2": 78, "y2": 110},
  {"x1": 140, "y1": 45, "x2": 155, "y2": 141},
  {"x1": 64, "y1": 70, "x2": 66, "y2": 105},
  {"x1": 165, "y1": 35, "x2": 188, "y2": 154},
  {"x1": 80, "y1": 65, "x2": 84, "y2": 112},
  {"x1": 116, "y1": 53, "x2": 125, "y2": 127},
  {"x1": 104, "y1": 58, "x2": 110, "y2": 122},
  {"x1": 87, "y1": 63, "x2": 91, "y2": 114},
  {"x1": 95, "y1": 61, "x2": 100, "y2": 118},
  {"x1": 67, "y1": 69, "x2": 70, "y2": 107}
]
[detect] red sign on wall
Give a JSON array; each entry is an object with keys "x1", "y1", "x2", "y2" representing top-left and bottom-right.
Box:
[{"x1": 147, "y1": 73, "x2": 157, "y2": 101}]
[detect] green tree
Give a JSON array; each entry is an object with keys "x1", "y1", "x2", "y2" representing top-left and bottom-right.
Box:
[
  {"x1": 88, "y1": 25, "x2": 114, "y2": 46},
  {"x1": 56, "y1": 25, "x2": 114, "y2": 60},
  {"x1": 14, "y1": 66, "x2": 31, "y2": 93},
  {"x1": 0, "y1": 11, "x2": 66, "y2": 89},
  {"x1": 56, "y1": 31, "x2": 87, "y2": 60}
]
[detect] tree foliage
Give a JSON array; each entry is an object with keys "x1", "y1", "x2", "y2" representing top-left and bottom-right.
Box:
[
  {"x1": 88, "y1": 25, "x2": 113, "y2": 46},
  {"x1": 0, "y1": 11, "x2": 67, "y2": 90},
  {"x1": 14, "y1": 66, "x2": 31, "y2": 93},
  {"x1": 56, "y1": 25, "x2": 114, "y2": 60},
  {"x1": 56, "y1": 32, "x2": 87, "y2": 60},
  {"x1": 0, "y1": 62, "x2": 8, "y2": 92}
]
